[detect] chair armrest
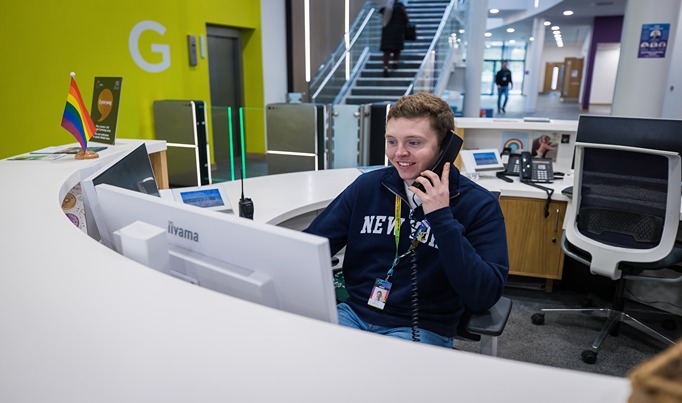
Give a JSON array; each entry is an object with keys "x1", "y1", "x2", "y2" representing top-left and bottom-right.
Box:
[
  {"x1": 465, "y1": 296, "x2": 513, "y2": 337},
  {"x1": 561, "y1": 231, "x2": 591, "y2": 267}
]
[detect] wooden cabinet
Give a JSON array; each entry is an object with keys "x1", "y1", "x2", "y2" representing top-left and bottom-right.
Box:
[
  {"x1": 499, "y1": 196, "x2": 567, "y2": 292},
  {"x1": 149, "y1": 150, "x2": 169, "y2": 189}
]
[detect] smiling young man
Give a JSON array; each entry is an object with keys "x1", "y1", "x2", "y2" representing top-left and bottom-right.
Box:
[{"x1": 304, "y1": 92, "x2": 509, "y2": 347}]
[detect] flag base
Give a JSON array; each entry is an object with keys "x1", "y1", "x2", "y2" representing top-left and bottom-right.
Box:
[{"x1": 74, "y1": 150, "x2": 99, "y2": 160}]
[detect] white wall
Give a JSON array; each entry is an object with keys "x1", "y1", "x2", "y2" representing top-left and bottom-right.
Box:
[
  {"x1": 589, "y1": 43, "x2": 620, "y2": 105},
  {"x1": 612, "y1": 0, "x2": 680, "y2": 117},
  {"x1": 662, "y1": 5, "x2": 682, "y2": 119},
  {"x1": 261, "y1": 0, "x2": 288, "y2": 105}
]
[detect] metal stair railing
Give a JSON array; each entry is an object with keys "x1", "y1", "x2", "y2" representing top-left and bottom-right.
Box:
[
  {"x1": 309, "y1": 3, "x2": 382, "y2": 104},
  {"x1": 405, "y1": 0, "x2": 465, "y2": 96},
  {"x1": 334, "y1": 47, "x2": 372, "y2": 105}
]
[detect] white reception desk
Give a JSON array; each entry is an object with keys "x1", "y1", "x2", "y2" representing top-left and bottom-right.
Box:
[{"x1": 0, "y1": 140, "x2": 631, "y2": 403}]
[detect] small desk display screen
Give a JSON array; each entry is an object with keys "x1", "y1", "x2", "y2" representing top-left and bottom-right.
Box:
[
  {"x1": 473, "y1": 151, "x2": 500, "y2": 166},
  {"x1": 179, "y1": 189, "x2": 225, "y2": 208}
]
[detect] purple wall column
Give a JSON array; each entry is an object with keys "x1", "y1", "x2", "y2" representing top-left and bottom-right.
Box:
[{"x1": 582, "y1": 16, "x2": 624, "y2": 111}]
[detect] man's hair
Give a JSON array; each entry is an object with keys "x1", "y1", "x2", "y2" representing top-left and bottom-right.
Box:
[{"x1": 386, "y1": 92, "x2": 455, "y2": 145}]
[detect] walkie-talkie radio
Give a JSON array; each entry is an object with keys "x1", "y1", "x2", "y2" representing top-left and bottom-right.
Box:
[{"x1": 238, "y1": 169, "x2": 254, "y2": 220}]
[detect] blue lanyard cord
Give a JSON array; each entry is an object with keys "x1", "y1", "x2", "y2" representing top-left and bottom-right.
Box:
[{"x1": 386, "y1": 196, "x2": 429, "y2": 281}]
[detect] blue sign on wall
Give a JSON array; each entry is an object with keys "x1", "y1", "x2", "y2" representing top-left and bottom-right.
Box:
[{"x1": 638, "y1": 24, "x2": 669, "y2": 59}]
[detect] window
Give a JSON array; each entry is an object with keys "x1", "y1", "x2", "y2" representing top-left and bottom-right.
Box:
[{"x1": 481, "y1": 42, "x2": 528, "y2": 95}]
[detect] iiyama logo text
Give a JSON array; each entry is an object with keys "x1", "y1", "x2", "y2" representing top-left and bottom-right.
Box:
[{"x1": 168, "y1": 221, "x2": 199, "y2": 242}]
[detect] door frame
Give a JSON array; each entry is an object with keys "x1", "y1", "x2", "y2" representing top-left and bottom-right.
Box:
[{"x1": 206, "y1": 25, "x2": 246, "y2": 180}]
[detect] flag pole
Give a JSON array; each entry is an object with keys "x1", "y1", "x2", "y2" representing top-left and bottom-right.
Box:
[{"x1": 63, "y1": 72, "x2": 99, "y2": 160}]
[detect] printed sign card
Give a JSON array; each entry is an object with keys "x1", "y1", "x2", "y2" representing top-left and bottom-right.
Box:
[
  {"x1": 90, "y1": 77, "x2": 123, "y2": 144},
  {"x1": 530, "y1": 132, "x2": 560, "y2": 161},
  {"x1": 501, "y1": 132, "x2": 528, "y2": 152},
  {"x1": 638, "y1": 24, "x2": 669, "y2": 59}
]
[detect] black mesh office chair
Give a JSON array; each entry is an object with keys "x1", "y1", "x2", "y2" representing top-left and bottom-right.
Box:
[
  {"x1": 531, "y1": 142, "x2": 682, "y2": 364},
  {"x1": 333, "y1": 268, "x2": 511, "y2": 356},
  {"x1": 456, "y1": 296, "x2": 512, "y2": 356},
  {"x1": 455, "y1": 190, "x2": 512, "y2": 357}
]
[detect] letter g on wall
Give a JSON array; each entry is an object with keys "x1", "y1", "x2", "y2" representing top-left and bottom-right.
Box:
[{"x1": 129, "y1": 21, "x2": 171, "y2": 73}]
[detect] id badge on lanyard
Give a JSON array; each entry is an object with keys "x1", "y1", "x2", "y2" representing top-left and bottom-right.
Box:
[{"x1": 368, "y1": 194, "x2": 429, "y2": 310}]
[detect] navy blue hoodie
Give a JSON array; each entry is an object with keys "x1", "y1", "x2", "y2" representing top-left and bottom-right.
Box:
[{"x1": 305, "y1": 166, "x2": 509, "y2": 337}]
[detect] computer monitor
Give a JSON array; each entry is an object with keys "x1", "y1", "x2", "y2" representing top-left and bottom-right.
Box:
[
  {"x1": 91, "y1": 183, "x2": 338, "y2": 324},
  {"x1": 163, "y1": 184, "x2": 233, "y2": 214},
  {"x1": 81, "y1": 143, "x2": 160, "y2": 247},
  {"x1": 575, "y1": 115, "x2": 682, "y2": 157},
  {"x1": 460, "y1": 149, "x2": 504, "y2": 173}
]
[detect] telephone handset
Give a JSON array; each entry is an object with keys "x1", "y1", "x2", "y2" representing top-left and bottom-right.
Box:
[
  {"x1": 413, "y1": 130, "x2": 464, "y2": 192},
  {"x1": 520, "y1": 151, "x2": 533, "y2": 181},
  {"x1": 505, "y1": 151, "x2": 554, "y2": 183}
]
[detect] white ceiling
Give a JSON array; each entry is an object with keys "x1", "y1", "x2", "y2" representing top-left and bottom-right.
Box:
[{"x1": 484, "y1": 0, "x2": 627, "y2": 48}]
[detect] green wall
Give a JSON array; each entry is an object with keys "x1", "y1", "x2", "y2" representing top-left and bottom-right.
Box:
[{"x1": 0, "y1": 1, "x2": 265, "y2": 159}]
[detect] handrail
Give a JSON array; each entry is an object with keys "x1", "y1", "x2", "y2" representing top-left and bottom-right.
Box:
[
  {"x1": 334, "y1": 47, "x2": 371, "y2": 104},
  {"x1": 308, "y1": 2, "x2": 376, "y2": 91},
  {"x1": 311, "y1": 8, "x2": 376, "y2": 102},
  {"x1": 433, "y1": 42, "x2": 457, "y2": 95},
  {"x1": 404, "y1": 0, "x2": 461, "y2": 95}
]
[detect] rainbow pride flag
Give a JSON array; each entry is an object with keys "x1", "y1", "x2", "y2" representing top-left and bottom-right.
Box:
[{"x1": 61, "y1": 74, "x2": 96, "y2": 152}]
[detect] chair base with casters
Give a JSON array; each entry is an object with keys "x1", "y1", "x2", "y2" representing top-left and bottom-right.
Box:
[
  {"x1": 531, "y1": 233, "x2": 682, "y2": 364},
  {"x1": 531, "y1": 142, "x2": 682, "y2": 364},
  {"x1": 456, "y1": 296, "x2": 513, "y2": 356}
]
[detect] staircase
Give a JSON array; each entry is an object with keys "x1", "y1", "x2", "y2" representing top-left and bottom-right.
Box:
[{"x1": 343, "y1": 0, "x2": 450, "y2": 105}]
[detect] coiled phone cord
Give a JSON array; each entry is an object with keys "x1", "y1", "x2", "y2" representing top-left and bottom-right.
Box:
[
  {"x1": 524, "y1": 182, "x2": 554, "y2": 218},
  {"x1": 410, "y1": 250, "x2": 420, "y2": 342}
]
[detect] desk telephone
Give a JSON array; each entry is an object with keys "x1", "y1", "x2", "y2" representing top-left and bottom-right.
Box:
[{"x1": 505, "y1": 151, "x2": 554, "y2": 183}]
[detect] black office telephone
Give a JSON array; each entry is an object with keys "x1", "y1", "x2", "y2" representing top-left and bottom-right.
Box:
[
  {"x1": 413, "y1": 129, "x2": 464, "y2": 192},
  {"x1": 505, "y1": 151, "x2": 554, "y2": 183}
]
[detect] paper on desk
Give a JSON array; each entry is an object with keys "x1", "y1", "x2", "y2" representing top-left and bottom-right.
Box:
[{"x1": 7, "y1": 153, "x2": 66, "y2": 161}]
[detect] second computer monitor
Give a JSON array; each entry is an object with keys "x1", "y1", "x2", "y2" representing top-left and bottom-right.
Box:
[
  {"x1": 92, "y1": 183, "x2": 338, "y2": 324},
  {"x1": 81, "y1": 143, "x2": 160, "y2": 247}
]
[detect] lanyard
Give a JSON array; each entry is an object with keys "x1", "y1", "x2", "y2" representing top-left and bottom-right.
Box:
[{"x1": 386, "y1": 194, "x2": 429, "y2": 281}]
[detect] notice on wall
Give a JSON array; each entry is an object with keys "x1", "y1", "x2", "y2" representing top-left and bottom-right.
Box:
[
  {"x1": 501, "y1": 132, "x2": 528, "y2": 152},
  {"x1": 530, "y1": 132, "x2": 560, "y2": 161},
  {"x1": 90, "y1": 77, "x2": 123, "y2": 144},
  {"x1": 638, "y1": 24, "x2": 669, "y2": 59}
]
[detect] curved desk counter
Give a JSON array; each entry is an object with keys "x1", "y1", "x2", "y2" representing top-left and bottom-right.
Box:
[
  {"x1": 222, "y1": 168, "x2": 575, "y2": 291},
  {"x1": 0, "y1": 144, "x2": 630, "y2": 403},
  {"x1": 219, "y1": 168, "x2": 574, "y2": 224},
  {"x1": 455, "y1": 117, "x2": 579, "y2": 131},
  {"x1": 220, "y1": 168, "x2": 363, "y2": 226}
]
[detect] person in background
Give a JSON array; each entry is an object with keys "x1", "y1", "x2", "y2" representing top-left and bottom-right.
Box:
[
  {"x1": 305, "y1": 92, "x2": 509, "y2": 348},
  {"x1": 495, "y1": 60, "x2": 513, "y2": 114},
  {"x1": 380, "y1": 0, "x2": 409, "y2": 77}
]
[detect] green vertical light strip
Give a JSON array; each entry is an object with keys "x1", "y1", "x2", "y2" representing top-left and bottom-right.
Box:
[
  {"x1": 239, "y1": 107, "x2": 247, "y2": 177},
  {"x1": 228, "y1": 106, "x2": 235, "y2": 181}
]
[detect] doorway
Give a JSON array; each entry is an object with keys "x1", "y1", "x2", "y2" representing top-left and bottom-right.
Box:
[
  {"x1": 561, "y1": 57, "x2": 583, "y2": 101},
  {"x1": 543, "y1": 62, "x2": 563, "y2": 93},
  {"x1": 207, "y1": 25, "x2": 245, "y2": 182},
  {"x1": 482, "y1": 60, "x2": 496, "y2": 95}
]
